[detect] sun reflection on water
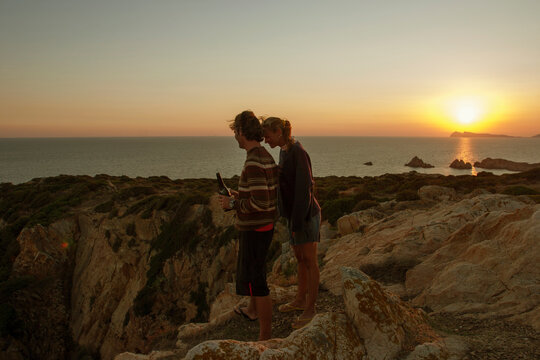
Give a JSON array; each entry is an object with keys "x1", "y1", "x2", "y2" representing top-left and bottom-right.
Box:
[{"x1": 454, "y1": 137, "x2": 478, "y2": 175}]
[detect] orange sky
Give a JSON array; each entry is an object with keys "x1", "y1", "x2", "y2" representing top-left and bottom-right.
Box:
[{"x1": 1, "y1": 1, "x2": 539, "y2": 137}]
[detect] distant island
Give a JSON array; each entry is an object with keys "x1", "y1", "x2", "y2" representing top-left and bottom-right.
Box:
[{"x1": 450, "y1": 131, "x2": 515, "y2": 138}]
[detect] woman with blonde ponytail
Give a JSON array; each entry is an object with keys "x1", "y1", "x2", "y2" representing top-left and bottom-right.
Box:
[{"x1": 262, "y1": 116, "x2": 321, "y2": 330}]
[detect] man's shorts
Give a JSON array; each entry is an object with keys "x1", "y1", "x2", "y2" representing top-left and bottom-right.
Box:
[
  {"x1": 288, "y1": 212, "x2": 321, "y2": 246},
  {"x1": 236, "y1": 228, "x2": 274, "y2": 297}
]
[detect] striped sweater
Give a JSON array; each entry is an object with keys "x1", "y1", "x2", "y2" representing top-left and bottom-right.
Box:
[{"x1": 234, "y1": 146, "x2": 278, "y2": 231}]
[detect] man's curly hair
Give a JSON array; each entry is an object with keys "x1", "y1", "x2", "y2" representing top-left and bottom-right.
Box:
[{"x1": 229, "y1": 110, "x2": 263, "y2": 142}]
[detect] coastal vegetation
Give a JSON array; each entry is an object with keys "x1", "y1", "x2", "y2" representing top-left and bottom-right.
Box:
[
  {"x1": 315, "y1": 168, "x2": 540, "y2": 225},
  {"x1": 0, "y1": 169, "x2": 539, "y2": 358}
]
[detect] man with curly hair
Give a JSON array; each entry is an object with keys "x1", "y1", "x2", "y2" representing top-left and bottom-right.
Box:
[{"x1": 219, "y1": 110, "x2": 278, "y2": 340}]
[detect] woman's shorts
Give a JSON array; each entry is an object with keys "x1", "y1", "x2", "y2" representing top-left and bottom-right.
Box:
[
  {"x1": 288, "y1": 212, "x2": 321, "y2": 246},
  {"x1": 236, "y1": 228, "x2": 274, "y2": 297}
]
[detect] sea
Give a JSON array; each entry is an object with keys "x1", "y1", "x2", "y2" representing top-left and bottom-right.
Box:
[{"x1": 1, "y1": 137, "x2": 539, "y2": 185}]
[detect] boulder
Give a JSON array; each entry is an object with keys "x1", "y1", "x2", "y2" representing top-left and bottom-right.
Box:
[
  {"x1": 320, "y1": 221, "x2": 337, "y2": 240},
  {"x1": 336, "y1": 208, "x2": 385, "y2": 236},
  {"x1": 321, "y1": 194, "x2": 540, "y2": 332},
  {"x1": 341, "y1": 267, "x2": 439, "y2": 360},
  {"x1": 182, "y1": 312, "x2": 365, "y2": 360},
  {"x1": 417, "y1": 185, "x2": 457, "y2": 202},
  {"x1": 176, "y1": 284, "x2": 296, "y2": 344},
  {"x1": 404, "y1": 337, "x2": 467, "y2": 360},
  {"x1": 406, "y1": 203, "x2": 540, "y2": 330},
  {"x1": 364, "y1": 161, "x2": 373, "y2": 166},
  {"x1": 114, "y1": 351, "x2": 180, "y2": 360},
  {"x1": 405, "y1": 156, "x2": 434, "y2": 168},
  {"x1": 449, "y1": 159, "x2": 472, "y2": 169}
]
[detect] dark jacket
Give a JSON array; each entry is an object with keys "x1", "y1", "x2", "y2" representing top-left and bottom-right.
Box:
[{"x1": 279, "y1": 141, "x2": 320, "y2": 232}]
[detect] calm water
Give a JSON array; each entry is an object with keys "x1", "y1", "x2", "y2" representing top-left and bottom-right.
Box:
[{"x1": 1, "y1": 137, "x2": 539, "y2": 184}]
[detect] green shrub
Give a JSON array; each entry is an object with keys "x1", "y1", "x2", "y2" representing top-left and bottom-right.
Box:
[
  {"x1": 29, "y1": 192, "x2": 53, "y2": 208},
  {"x1": 133, "y1": 285, "x2": 156, "y2": 316},
  {"x1": 108, "y1": 208, "x2": 119, "y2": 219},
  {"x1": 0, "y1": 275, "x2": 34, "y2": 302},
  {"x1": 126, "y1": 223, "x2": 136, "y2": 237},
  {"x1": 95, "y1": 200, "x2": 114, "y2": 213},
  {"x1": 127, "y1": 238, "x2": 137, "y2": 248},
  {"x1": 112, "y1": 237, "x2": 122, "y2": 253},
  {"x1": 528, "y1": 195, "x2": 540, "y2": 203},
  {"x1": 519, "y1": 168, "x2": 540, "y2": 181},
  {"x1": 133, "y1": 193, "x2": 209, "y2": 316},
  {"x1": 321, "y1": 197, "x2": 356, "y2": 224},
  {"x1": 396, "y1": 190, "x2": 420, "y2": 202},
  {"x1": 190, "y1": 281, "x2": 209, "y2": 322},
  {"x1": 124, "y1": 196, "x2": 159, "y2": 216},
  {"x1": 140, "y1": 208, "x2": 153, "y2": 219},
  {"x1": 214, "y1": 226, "x2": 238, "y2": 248},
  {"x1": 353, "y1": 190, "x2": 373, "y2": 201},
  {"x1": 447, "y1": 175, "x2": 478, "y2": 193},
  {"x1": 123, "y1": 312, "x2": 130, "y2": 327},
  {"x1": 0, "y1": 276, "x2": 34, "y2": 336},
  {"x1": 200, "y1": 207, "x2": 213, "y2": 228},
  {"x1": 365, "y1": 175, "x2": 401, "y2": 193},
  {"x1": 503, "y1": 186, "x2": 539, "y2": 196},
  {"x1": 0, "y1": 304, "x2": 21, "y2": 337},
  {"x1": 316, "y1": 185, "x2": 340, "y2": 203},
  {"x1": 117, "y1": 186, "x2": 156, "y2": 201},
  {"x1": 353, "y1": 199, "x2": 378, "y2": 211}
]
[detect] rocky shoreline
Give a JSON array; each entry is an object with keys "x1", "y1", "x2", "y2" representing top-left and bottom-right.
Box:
[
  {"x1": 1, "y1": 170, "x2": 539, "y2": 359},
  {"x1": 405, "y1": 155, "x2": 540, "y2": 173}
]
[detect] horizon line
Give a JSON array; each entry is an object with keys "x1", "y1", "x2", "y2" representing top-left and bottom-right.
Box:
[{"x1": 1, "y1": 134, "x2": 538, "y2": 140}]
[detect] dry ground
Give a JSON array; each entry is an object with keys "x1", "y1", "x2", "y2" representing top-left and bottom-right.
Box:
[{"x1": 156, "y1": 289, "x2": 540, "y2": 359}]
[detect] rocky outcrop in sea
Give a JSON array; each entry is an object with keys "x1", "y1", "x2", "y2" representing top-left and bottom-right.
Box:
[
  {"x1": 449, "y1": 159, "x2": 472, "y2": 169},
  {"x1": 474, "y1": 157, "x2": 540, "y2": 172},
  {"x1": 405, "y1": 156, "x2": 434, "y2": 168}
]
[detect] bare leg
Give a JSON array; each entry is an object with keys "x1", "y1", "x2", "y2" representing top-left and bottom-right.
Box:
[
  {"x1": 291, "y1": 245, "x2": 308, "y2": 308},
  {"x1": 299, "y1": 242, "x2": 319, "y2": 319},
  {"x1": 288, "y1": 242, "x2": 319, "y2": 314},
  {"x1": 255, "y1": 295, "x2": 272, "y2": 340}
]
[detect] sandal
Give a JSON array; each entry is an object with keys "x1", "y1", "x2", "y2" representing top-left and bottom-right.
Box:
[
  {"x1": 233, "y1": 306, "x2": 258, "y2": 321},
  {"x1": 278, "y1": 303, "x2": 305, "y2": 313},
  {"x1": 291, "y1": 316, "x2": 314, "y2": 329}
]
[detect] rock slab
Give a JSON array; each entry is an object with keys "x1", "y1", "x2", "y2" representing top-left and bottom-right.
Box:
[{"x1": 341, "y1": 267, "x2": 438, "y2": 360}]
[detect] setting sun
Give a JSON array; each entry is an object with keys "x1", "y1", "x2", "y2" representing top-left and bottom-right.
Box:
[{"x1": 451, "y1": 98, "x2": 485, "y2": 125}]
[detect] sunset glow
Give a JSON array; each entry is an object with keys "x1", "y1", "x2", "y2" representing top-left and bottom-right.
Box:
[
  {"x1": 452, "y1": 98, "x2": 485, "y2": 125},
  {"x1": 1, "y1": 1, "x2": 539, "y2": 137}
]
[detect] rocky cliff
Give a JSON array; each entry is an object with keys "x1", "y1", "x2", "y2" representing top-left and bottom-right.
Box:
[
  {"x1": 1, "y1": 171, "x2": 539, "y2": 359},
  {"x1": 0, "y1": 175, "x2": 249, "y2": 359}
]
